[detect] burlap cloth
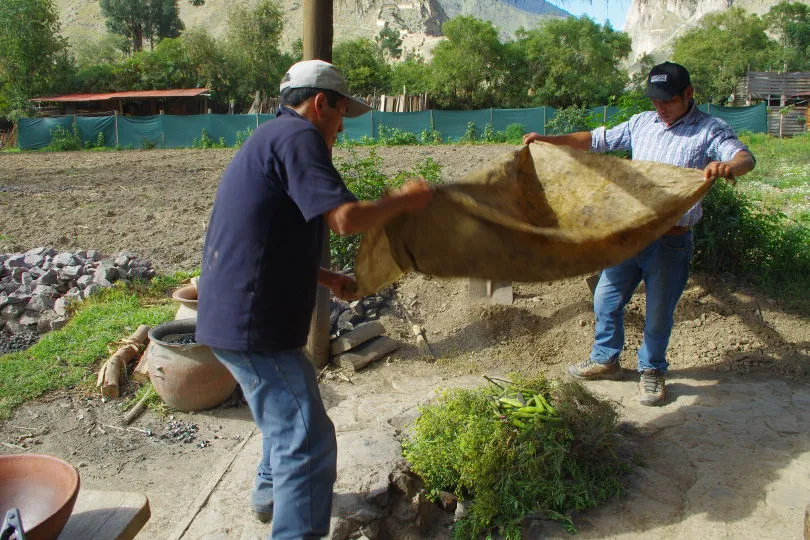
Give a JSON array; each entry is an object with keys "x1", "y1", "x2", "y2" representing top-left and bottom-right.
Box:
[{"x1": 355, "y1": 142, "x2": 712, "y2": 296}]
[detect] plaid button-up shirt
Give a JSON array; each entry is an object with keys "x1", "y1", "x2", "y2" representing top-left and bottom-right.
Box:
[{"x1": 590, "y1": 103, "x2": 754, "y2": 227}]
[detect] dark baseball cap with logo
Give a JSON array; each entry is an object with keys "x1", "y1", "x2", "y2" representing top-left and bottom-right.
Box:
[{"x1": 645, "y1": 61, "x2": 691, "y2": 100}]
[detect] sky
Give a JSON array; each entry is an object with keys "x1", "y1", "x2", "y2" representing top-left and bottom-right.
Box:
[{"x1": 552, "y1": 0, "x2": 632, "y2": 30}]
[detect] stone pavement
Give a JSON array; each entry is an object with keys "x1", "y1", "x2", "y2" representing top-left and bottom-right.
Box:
[{"x1": 166, "y1": 367, "x2": 810, "y2": 539}]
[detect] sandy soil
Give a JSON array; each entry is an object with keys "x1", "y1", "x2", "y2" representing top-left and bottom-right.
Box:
[{"x1": 0, "y1": 147, "x2": 808, "y2": 538}]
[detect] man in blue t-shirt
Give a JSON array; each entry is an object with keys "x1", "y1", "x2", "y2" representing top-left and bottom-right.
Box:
[
  {"x1": 523, "y1": 62, "x2": 755, "y2": 406},
  {"x1": 196, "y1": 60, "x2": 432, "y2": 539}
]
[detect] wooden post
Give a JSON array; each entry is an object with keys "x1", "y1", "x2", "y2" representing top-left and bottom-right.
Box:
[
  {"x1": 303, "y1": 0, "x2": 334, "y2": 369},
  {"x1": 114, "y1": 111, "x2": 119, "y2": 147}
]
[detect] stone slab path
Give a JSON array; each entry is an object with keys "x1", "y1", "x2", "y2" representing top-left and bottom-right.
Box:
[{"x1": 172, "y1": 368, "x2": 810, "y2": 539}]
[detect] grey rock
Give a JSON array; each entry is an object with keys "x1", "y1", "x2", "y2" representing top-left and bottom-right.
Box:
[
  {"x1": 10, "y1": 290, "x2": 31, "y2": 303},
  {"x1": 83, "y1": 284, "x2": 102, "y2": 298},
  {"x1": 52, "y1": 252, "x2": 78, "y2": 268},
  {"x1": 5, "y1": 254, "x2": 28, "y2": 269},
  {"x1": 27, "y1": 295, "x2": 55, "y2": 313},
  {"x1": 365, "y1": 309, "x2": 379, "y2": 320},
  {"x1": 65, "y1": 287, "x2": 83, "y2": 299},
  {"x1": 116, "y1": 267, "x2": 129, "y2": 280},
  {"x1": 19, "y1": 272, "x2": 33, "y2": 291},
  {"x1": 127, "y1": 267, "x2": 149, "y2": 280},
  {"x1": 114, "y1": 251, "x2": 136, "y2": 267},
  {"x1": 337, "y1": 311, "x2": 355, "y2": 332},
  {"x1": 2, "y1": 293, "x2": 27, "y2": 305},
  {"x1": 130, "y1": 258, "x2": 152, "y2": 269},
  {"x1": 38, "y1": 269, "x2": 59, "y2": 286},
  {"x1": 144, "y1": 268, "x2": 156, "y2": 279},
  {"x1": 41, "y1": 260, "x2": 53, "y2": 271},
  {"x1": 11, "y1": 267, "x2": 26, "y2": 281},
  {"x1": 86, "y1": 250, "x2": 102, "y2": 261},
  {"x1": 1, "y1": 303, "x2": 25, "y2": 318},
  {"x1": 76, "y1": 275, "x2": 93, "y2": 290},
  {"x1": 19, "y1": 311, "x2": 40, "y2": 328},
  {"x1": 23, "y1": 254, "x2": 45, "y2": 268},
  {"x1": 54, "y1": 297, "x2": 69, "y2": 317},
  {"x1": 37, "y1": 312, "x2": 58, "y2": 334},
  {"x1": 25, "y1": 247, "x2": 47, "y2": 256},
  {"x1": 50, "y1": 317, "x2": 68, "y2": 331},
  {"x1": 33, "y1": 285, "x2": 59, "y2": 299},
  {"x1": 94, "y1": 261, "x2": 118, "y2": 283},
  {"x1": 58, "y1": 265, "x2": 84, "y2": 281},
  {"x1": 28, "y1": 266, "x2": 45, "y2": 279},
  {"x1": 362, "y1": 297, "x2": 383, "y2": 309}
]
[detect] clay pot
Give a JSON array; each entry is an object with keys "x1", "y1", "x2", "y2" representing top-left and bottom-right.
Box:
[
  {"x1": 147, "y1": 319, "x2": 237, "y2": 412},
  {"x1": 0, "y1": 454, "x2": 80, "y2": 540},
  {"x1": 172, "y1": 284, "x2": 198, "y2": 320}
]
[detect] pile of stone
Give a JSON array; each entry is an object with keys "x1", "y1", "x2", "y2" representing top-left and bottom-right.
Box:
[
  {"x1": 328, "y1": 286, "x2": 403, "y2": 371},
  {"x1": 0, "y1": 248, "x2": 155, "y2": 336},
  {"x1": 329, "y1": 286, "x2": 394, "y2": 338}
]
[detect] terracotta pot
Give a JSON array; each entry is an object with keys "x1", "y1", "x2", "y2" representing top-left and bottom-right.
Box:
[
  {"x1": 0, "y1": 454, "x2": 80, "y2": 540},
  {"x1": 171, "y1": 284, "x2": 198, "y2": 320},
  {"x1": 147, "y1": 319, "x2": 237, "y2": 412}
]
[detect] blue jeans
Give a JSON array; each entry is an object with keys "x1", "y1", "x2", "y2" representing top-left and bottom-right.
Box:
[
  {"x1": 212, "y1": 347, "x2": 337, "y2": 540},
  {"x1": 590, "y1": 232, "x2": 693, "y2": 373}
]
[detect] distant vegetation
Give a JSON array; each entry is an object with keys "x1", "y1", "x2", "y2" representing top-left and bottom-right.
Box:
[{"x1": 3, "y1": 1, "x2": 810, "y2": 119}]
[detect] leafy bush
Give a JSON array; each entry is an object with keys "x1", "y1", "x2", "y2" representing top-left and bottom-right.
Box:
[
  {"x1": 45, "y1": 124, "x2": 82, "y2": 152},
  {"x1": 402, "y1": 375, "x2": 629, "y2": 538},
  {"x1": 546, "y1": 105, "x2": 594, "y2": 135},
  {"x1": 420, "y1": 128, "x2": 443, "y2": 145},
  {"x1": 461, "y1": 121, "x2": 479, "y2": 142},
  {"x1": 235, "y1": 127, "x2": 254, "y2": 148},
  {"x1": 192, "y1": 129, "x2": 226, "y2": 149},
  {"x1": 694, "y1": 181, "x2": 810, "y2": 312},
  {"x1": 378, "y1": 125, "x2": 420, "y2": 145},
  {"x1": 330, "y1": 149, "x2": 442, "y2": 269},
  {"x1": 84, "y1": 131, "x2": 106, "y2": 149}
]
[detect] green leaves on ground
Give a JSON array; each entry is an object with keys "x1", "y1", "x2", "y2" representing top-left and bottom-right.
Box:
[
  {"x1": 0, "y1": 275, "x2": 189, "y2": 419},
  {"x1": 402, "y1": 375, "x2": 629, "y2": 539}
]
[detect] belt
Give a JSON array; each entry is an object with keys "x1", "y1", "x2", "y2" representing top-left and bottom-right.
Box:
[{"x1": 665, "y1": 226, "x2": 691, "y2": 236}]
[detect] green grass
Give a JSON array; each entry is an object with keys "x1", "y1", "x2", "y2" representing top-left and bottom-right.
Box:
[
  {"x1": 0, "y1": 274, "x2": 190, "y2": 419},
  {"x1": 738, "y1": 132, "x2": 810, "y2": 226}
]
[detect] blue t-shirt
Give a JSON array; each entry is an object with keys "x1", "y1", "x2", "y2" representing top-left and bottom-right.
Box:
[{"x1": 196, "y1": 107, "x2": 356, "y2": 352}]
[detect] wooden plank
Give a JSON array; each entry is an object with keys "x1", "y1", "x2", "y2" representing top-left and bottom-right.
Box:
[
  {"x1": 330, "y1": 320, "x2": 385, "y2": 355},
  {"x1": 334, "y1": 336, "x2": 400, "y2": 371},
  {"x1": 59, "y1": 490, "x2": 150, "y2": 540}
]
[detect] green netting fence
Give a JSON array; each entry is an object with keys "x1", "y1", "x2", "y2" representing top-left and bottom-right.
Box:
[{"x1": 17, "y1": 103, "x2": 767, "y2": 150}]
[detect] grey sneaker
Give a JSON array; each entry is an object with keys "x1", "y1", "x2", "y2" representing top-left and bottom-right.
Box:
[
  {"x1": 638, "y1": 369, "x2": 666, "y2": 406},
  {"x1": 568, "y1": 358, "x2": 621, "y2": 380}
]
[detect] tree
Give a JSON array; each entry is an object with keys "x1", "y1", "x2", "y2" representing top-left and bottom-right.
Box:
[
  {"x1": 224, "y1": 0, "x2": 286, "y2": 108},
  {"x1": 764, "y1": 1, "x2": 810, "y2": 70},
  {"x1": 516, "y1": 17, "x2": 631, "y2": 108},
  {"x1": 428, "y1": 16, "x2": 510, "y2": 109},
  {"x1": 376, "y1": 25, "x2": 402, "y2": 60},
  {"x1": 390, "y1": 54, "x2": 432, "y2": 96},
  {"x1": 0, "y1": 0, "x2": 72, "y2": 120},
  {"x1": 672, "y1": 8, "x2": 776, "y2": 104},
  {"x1": 100, "y1": 0, "x2": 204, "y2": 53},
  {"x1": 333, "y1": 38, "x2": 391, "y2": 96}
]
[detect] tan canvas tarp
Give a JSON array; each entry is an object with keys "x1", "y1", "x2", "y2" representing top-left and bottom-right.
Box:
[{"x1": 355, "y1": 142, "x2": 713, "y2": 296}]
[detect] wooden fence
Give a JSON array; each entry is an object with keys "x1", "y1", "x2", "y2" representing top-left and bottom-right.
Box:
[{"x1": 767, "y1": 106, "x2": 808, "y2": 138}]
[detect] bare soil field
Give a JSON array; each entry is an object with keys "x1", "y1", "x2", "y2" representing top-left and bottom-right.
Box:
[{"x1": 1, "y1": 147, "x2": 808, "y2": 538}]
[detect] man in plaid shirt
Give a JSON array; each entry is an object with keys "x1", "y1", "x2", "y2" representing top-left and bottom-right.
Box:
[{"x1": 524, "y1": 61, "x2": 755, "y2": 405}]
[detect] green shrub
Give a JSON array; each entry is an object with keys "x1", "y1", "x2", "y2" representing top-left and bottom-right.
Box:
[
  {"x1": 234, "y1": 127, "x2": 254, "y2": 148},
  {"x1": 84, "y1": 131, "x2": 106, "y2": 149},
  {"x1": 378, "y1": 125, "x2": 419, "y2": 145},
  {"x1": 694, "y1": 181, "x2": 810, "y2": 312},
  {"x1": 461, "y1": 121, "x2": 479, "y2": 142},
  {"x1": 44, "y1": 124, "x2": 82, "y2": 152},
  {"x1": 192, "y1": 129, "x2": 226, "y2": 149},
  {"x1": 403, "y1": 375, "x2": 630, "y2": 538},
  {"x1": 420, "y1": 128, "x2": 443, "y2": 145},
  {"x1": 330, "y1": 149, "x2": 442, "y2": 269},
  {"x1": 546, "y1": 105, "x2": 594, "y2": 135}
]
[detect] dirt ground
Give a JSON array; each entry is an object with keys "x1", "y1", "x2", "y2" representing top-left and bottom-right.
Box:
[{"x1": 1, "y1": 147, "x2": 808, "y2": 538}]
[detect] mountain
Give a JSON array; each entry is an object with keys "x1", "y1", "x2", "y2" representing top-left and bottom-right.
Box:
[
  {"x1": 626, "y1": 0, "x2": 810, "y2": 66},
  {"x1": 54, "y1": 0, "x2": 572, "y2": 58}
]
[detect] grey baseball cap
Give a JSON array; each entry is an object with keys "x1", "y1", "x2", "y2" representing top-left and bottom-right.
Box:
[{"x1": 279, "y1": 60, "x2": 372, "y2": 118}]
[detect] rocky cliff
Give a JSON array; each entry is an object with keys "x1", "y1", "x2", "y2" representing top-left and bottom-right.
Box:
[
  {"x1": 54, "y1": 0, "x2": 569, "y2": 57},
  {"x1": 626, "y1": 0, "x2": 810, "y2": 65}
]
